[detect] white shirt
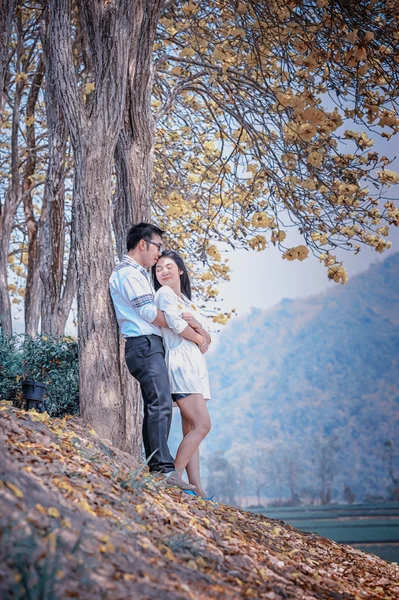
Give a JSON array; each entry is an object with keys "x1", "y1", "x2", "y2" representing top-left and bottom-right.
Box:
[
  {"x1": 109, "y1": 255, "x2": 161, "y2": 338},
  {"x1": 155, "y1": 286, "x2": 211, "y2": 399}
]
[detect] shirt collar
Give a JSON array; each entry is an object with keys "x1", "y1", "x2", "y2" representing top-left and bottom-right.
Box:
[{"x1": 122, "y1": 255, "x2": 149, "y2": 278}]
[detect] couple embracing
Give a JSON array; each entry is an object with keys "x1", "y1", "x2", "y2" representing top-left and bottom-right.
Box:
[{"x1": 109, "y1": 223, "x2": 212, "y2": 498}]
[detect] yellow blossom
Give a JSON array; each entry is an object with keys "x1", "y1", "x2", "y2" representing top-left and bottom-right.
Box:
[
  {"x1": 377, "y1": 226, "x2": 389, "y2": 236},
  {"x1": 377, "y1": 170, "x2": 399, "y2": 185},
  {"x1": 272, "y1": 230, "x2": 286, "y2": 243},
  {"x1": 328, "y1": 265, "x2": 348, "y2": 284},
  {"x1": 248, "y1": 235, "x2": 267, "y2": 251},
  {"x1": 207, "y1": 245, "x2": 221, "y2": 261},
  {"x1": 307, "y1": 151, "x2": 323, "y2": 168},
  {"x1": 282, "y1": 245, "x2": 309, "y2": 262},
  {"x1": 251, "y1": 212, "x2": 273, "y2": 228}
]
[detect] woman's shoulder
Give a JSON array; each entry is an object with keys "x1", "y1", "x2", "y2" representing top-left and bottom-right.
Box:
[
  {"x1": 155, "y1": 286, "x2": 179, "y2": 303},
  {"x1": 155, "y1": 285, "x2": 175, "y2": 297}
]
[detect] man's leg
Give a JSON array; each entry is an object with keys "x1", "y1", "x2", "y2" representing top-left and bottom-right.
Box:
[
  {"x1": 125, "y1": 336, "x2": 175, "y2": 473},
  {"x1": 142, "y1": 401, "x2": 150, "y2": 462}
]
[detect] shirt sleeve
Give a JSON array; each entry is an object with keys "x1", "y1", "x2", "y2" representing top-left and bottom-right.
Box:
[
  {"x1": 155, "y1": 287, "x2": 188, "y2": 334},
  {"x1": 119, "y1": 271, "x2": 157, "y2": 324}
]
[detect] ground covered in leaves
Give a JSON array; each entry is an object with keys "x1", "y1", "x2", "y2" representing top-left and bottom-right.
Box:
[{"x1": 0, "y1": 403, "x2": 398, "y2": 599}]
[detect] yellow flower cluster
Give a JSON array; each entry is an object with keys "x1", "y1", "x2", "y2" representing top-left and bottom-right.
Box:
[
  {"x1": 319, "y1": 253, "x2": 337, "y2": 267},
  {"x1": 207, "y1": 245, "x2": 221, "y2": 261},
  {"x1": 362, "y1": 234, "x2": 392, "y2": 253},
  {"x1": 251, "y1": 212, "x2": 274, "y2": 228},
  {"x1": 307, "y1": 151, "x2": 324, "y2": 168},
  {"x1": 384, "y1": 202, "x2": 399, "y2": 226},
  {"x1": 282, "y1": 245, "x2": 309, "y2": 261},
  {"x1": 377, "y1": 225, "x2": 389, "y2": 237},
  {"x1": 377, "y1": 170, "x2": 399, "y2": 185},
  {"x1": 212, "y1": 312, "x2": 231, "y2": 325},
  {"x1": 271, "y1": 230, "x2": 286, "y2": 244},
  {"x1": 327, "y1": 265, "x2": 348, "y2": 285},
  {"x1": 340, "y1": 226, "x2": 359, "y2": 239},
  {"x1": 311, "y1": 231, "x2": 328, "y2": 244},
  {"x1": 248, "y1": 235, "x2": 267, "y2": 251},
  {"x1": 345, "y1": 129, "x2": 374, "y2": 150}
]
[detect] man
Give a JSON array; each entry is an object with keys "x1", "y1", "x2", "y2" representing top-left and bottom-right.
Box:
[{"x1": 109, "y1": 223, "x2": 205, "y2": 491}]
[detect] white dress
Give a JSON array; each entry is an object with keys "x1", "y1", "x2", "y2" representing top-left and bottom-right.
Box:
[{"x1": 154, "y1": 286, "x2": 211, "y2": 401}]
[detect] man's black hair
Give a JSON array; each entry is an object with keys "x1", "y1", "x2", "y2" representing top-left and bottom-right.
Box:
[{"x1": 126, "y1": 222, "x2": 165, "y2": 252}]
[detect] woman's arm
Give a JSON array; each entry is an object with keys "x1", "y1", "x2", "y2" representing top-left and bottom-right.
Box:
[
  {"x1": 182, "y1": 312, "x2": 212, "y2": 345},
  {"x1": 155, "y1": 288, "x2": 208, "y2": 352},
  {"x1": 179, "y1": 325, "x2": 208, "y2": 353}
]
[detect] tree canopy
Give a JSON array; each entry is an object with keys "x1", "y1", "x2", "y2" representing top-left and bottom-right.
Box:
[{"x1": 1, "y1": 0, "x2": 399, "y2": 331}]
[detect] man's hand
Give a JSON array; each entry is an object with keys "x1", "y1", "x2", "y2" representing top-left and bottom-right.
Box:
[{"x1": 182, "y1": 312, "x2": 202, "y2": 330}]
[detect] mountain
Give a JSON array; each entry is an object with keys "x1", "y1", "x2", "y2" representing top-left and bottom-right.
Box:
[{"x1": 170, "y1": 253, "x2": 399, "y2": 504}]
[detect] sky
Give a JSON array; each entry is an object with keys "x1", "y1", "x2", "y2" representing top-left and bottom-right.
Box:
[{"x1": 216, "y1": 222, "x2": 399, "y2": 318}]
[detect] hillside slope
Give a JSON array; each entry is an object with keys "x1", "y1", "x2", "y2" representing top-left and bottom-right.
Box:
[{"x1": 0, "y1": 404, "x2": 398, "y2": 599}]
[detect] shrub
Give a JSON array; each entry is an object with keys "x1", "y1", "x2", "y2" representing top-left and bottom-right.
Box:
[{"x1": 0, "y1": 329, "x2": 79, "y2": 417}]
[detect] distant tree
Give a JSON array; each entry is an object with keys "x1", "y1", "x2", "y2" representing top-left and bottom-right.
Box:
[
  {"x1": 313, "y1": 434, "x2": 339, "y2": 505},
  {"x1": 343, "y1": 484, "x2": 355, "y2": 504},
  {"x1": 280, "y1": 443, "x2": 305, "y2": 505},
  {"x1": 206, "y1": 450, "x2": 237, "y2": 505},
  {"x1": 383, "y1": 440, "x2": 399, "y2": 501},
  {"x1": 0, "y1": 5, "x2": 44, "y2": 337}
]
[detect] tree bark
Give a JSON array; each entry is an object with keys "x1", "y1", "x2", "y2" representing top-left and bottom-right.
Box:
[
  {"x1": 112, "y1": 1, "x2": 165, "y2": 455},
  {"x1": 0, "y1": 0, "x2": 16, "y2": 335},
  {"x1": 23, "y1": 53, "x2": 44, "y2": 336},
  {"x1": 113, "y1": 3, "x2": 161, "y2": 258},
  {"x1": 0, "y1": 0, "x2": 15, "y2": 113},
  {"x1": 0, "y1": 14, "x2": 25, "y2": 336},
  {"x1": 0, "y1": 187, "x2": 15, "y2": 336},
  {"x1": 49, "y1": 0, "x2": 157, "y2": 457},
  {"x1": 40, "y1": 8, "x2": 75, "y2": 336}
]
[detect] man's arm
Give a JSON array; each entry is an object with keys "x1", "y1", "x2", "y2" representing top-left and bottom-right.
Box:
[
  {"x1": 153, "y1": 310, "x2": 206, "y2": 349},
  {"x1": 152, "y1": 309, "x2": 168, "y2": 328}
]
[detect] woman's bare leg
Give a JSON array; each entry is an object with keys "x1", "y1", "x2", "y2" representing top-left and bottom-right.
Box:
[
  {"x1": 181, "y1": 415, "x2": 207, "y2": 497},
  {"x1": 174, "y1": 394, "x2": 211, "y2": 495}
]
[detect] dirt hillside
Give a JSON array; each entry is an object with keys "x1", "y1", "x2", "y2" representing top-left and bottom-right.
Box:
[{"x1": 0, "y1": 402, "x2": 398, "y2": 599}]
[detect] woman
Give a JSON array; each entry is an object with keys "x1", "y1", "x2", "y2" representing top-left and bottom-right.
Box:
[{"x1": 153, "y1": 250, "x2": 212, "y2": 498}]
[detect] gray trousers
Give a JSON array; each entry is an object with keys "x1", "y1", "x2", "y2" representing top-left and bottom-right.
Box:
[{"x1": 125, "y1": 334, "x2": 175, "y2": 473}]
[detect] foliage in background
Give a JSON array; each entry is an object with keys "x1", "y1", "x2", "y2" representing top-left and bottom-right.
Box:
[{"x1": 0, "y1": 330, "x2": 79, "y2": 417}]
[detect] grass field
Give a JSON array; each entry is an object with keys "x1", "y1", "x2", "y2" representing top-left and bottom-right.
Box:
[{"x1": 248, "y1": 502, "x2": 399, "y2": 564}]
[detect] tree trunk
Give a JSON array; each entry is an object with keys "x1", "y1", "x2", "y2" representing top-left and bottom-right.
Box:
[
  {"x1": 0, "y1": 21, "x2": 25, "y2": 336},
  {"x1": 0, "y1": 0, "x2": 15, "y2": 113},
  {"x1": 113, "y1": 3, "x2": 159, "y2": 257},
  {"x1": 48, "y1": 0, "x2": 160, "y2": 457},
  {"x1": 0, "y1": 187, "x2": 14, "y2": 336},
  {"x1": 72, "y1": 144, "x2": 129, "y2": 447},
  {"x1": 23, "y1": 53, "x2": 44, "y2": 337},
  {"x1": 40, "y1": 8, "x2": 75, "y2": 336},
  {"x1": 113, "y1": 130, "x2": 152, "y2": 257}
]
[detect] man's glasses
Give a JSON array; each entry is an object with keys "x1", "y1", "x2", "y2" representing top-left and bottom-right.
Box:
[{"x1": 145, "y1": 240, "x2": 163, "y2": 252}]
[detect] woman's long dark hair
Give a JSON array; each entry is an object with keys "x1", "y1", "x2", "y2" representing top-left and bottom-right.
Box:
[{"x1": 152, "y1": 250, "x2": 192, "y2": 300}]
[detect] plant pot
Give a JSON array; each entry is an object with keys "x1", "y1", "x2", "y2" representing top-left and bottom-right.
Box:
[{"x1": 22, "y1": 379, "x2": 47, "y2": 413}]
